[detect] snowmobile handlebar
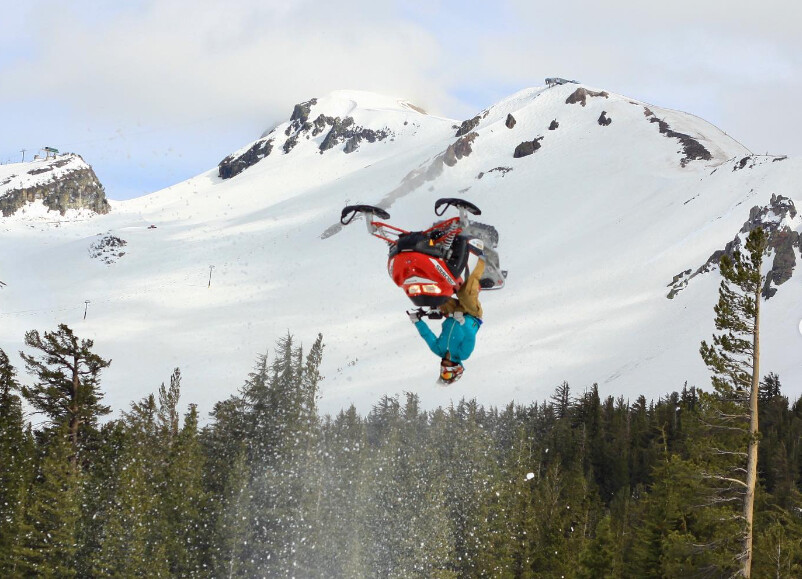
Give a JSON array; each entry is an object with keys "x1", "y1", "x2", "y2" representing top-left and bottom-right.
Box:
[
  {"x1": 409, "y1": 307, "x2": 445, "y2": 320},
  {"x1": 434, "y1": 198, "x2": 481, "y2": 217},
  {"x1": 340, "y1": 205, "x2": 391, "y2": 225}
]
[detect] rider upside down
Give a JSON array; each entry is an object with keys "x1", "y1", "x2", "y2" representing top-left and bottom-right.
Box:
[
  {"x1": 340, "y1": 198, "x2": 504, "y2": 385},
  {"x1": 409, "y1": 242, "x2": 485, "y2": 384}
]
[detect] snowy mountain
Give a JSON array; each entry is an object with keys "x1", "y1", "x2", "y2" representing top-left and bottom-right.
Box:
[{"x1": 1, "y1": 85, "x2": 800, "y2": 417}]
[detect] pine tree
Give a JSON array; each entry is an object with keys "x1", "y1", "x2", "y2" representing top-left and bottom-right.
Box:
[
  {"x1": 577, "y1": 514, "x2": 617, "y2": 579},
  {"x1": 429, "y1": 399, "x2": 510, "y2": 577},
  {"x1": 213, "y1": 447, "x2": 254, "y2": 578},
  {"x1": 20, "y1": 324, "x2": 111, "y2": 466},
  {"x1": 362, "y1": 394, "x2": 456, "y2": 578},
  {"x1": 161, "y1": 403, "x2": 207, "y2": 576},
  {"x1": 314, "y1": 406, "x2": 371, "y2": 576},
  {"x1": 201, "y1": 394, "x2": 250, "y2": 577},
  {"x1": 237, "y1": 334, "x2": 325, "y2": 576},
  {"x1": 91, "y1": 394, "x2": 170, "y2": 577},
  {"x1": 0, "y1": 349, "x2": 34, "y2": 575},
  {"x1": 700, "y1": 227, "x2": 768, "y2": 577},
  {"x1": 13, "y1": 425, "x2": 82, "y2": 577}
]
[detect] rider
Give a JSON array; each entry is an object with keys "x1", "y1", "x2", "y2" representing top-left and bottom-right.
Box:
[{"x1": 409, "y1": 242, "x2": 485, "y2": 384}]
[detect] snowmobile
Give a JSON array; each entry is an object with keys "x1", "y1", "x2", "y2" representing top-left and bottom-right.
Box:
[{"x1": 340, "y1": 198, "x2": 506, "y2": 313}]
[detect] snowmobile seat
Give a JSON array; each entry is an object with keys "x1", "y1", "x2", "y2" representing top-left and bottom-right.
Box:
[
  {"x1": 445, "y1": 235, "x2": 470, "y2": 278},
  {"x1": 389, "y1": 231, "x2": 449, "y2": 260}
]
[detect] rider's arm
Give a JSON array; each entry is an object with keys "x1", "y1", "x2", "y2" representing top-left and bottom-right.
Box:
[{"x1": 414, "y1": 320, "x2": 445, "y2": 357}]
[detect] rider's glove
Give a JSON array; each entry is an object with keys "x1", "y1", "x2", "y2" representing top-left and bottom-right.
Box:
[{"x1": 407, "y1": 309, "x2": 422, "y2": 323}]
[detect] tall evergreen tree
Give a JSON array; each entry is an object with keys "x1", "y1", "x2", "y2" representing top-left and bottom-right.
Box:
[
  {"x1": 0, "y1": 349, "x2": 34, "y2": 575},
  {"x1": 20, "y1": 324, "x2": 111, "y2": 466},
  {"x1": 700, "y1": 227, "x2": 768, "y2": 577},
  {"x1": 91, "y1": 394, "x2": 170, "y2": 577},
  {"x1": 314, "y1": 406, "x2": 371, "y2": 576},
  {"x1": 236, "y1": 334, "x2": 325, "y2": 576},
  {"x1": 13, "y1": 425, "x2": 82, "y2": 578},
  {"x1": 161, "y1": 402, "x2": 208, "y2": 576}
]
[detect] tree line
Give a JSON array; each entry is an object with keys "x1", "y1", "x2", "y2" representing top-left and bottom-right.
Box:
[{"x1": 1, "y1": 339, "x2": 800, "y2": 576}]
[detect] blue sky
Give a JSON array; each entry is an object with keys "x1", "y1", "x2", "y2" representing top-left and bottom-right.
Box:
[{"x1": 1, "y1": 0, "x2": 800, "y2": 200}]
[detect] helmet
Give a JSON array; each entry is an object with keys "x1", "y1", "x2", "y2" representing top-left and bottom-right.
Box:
[{"x1": 439, "y1": 358, "x2": 464, "y2": 384}]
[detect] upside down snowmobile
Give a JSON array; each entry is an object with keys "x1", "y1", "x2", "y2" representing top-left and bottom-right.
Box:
[{"x1": 340, "y1": 198, "x2": 506, "y2": 314}]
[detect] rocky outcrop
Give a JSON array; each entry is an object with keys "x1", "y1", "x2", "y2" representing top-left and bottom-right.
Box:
[
  {"x1": 444, "y1": 132, "x2": 478, "y2": 167},
  {"x1": 312, "y1": 114, "x2": 337, "y2": 136},
  {"x1": 89, "y1": 234, "x2": 127, "y2": 265},
  {"x1": 319, "y1": 116, "x2": 392, "y2": 154},
  {"x1": 218, "y1": 138, "x2": 274, "y2": 179},
  {"x1": 598, "y1": 111, "x2": 612, "y2": 126},
  {"x1": 643, "y1": 108, "x2": 712, "y2": 167},
  {"x1": 286, "y1": 98, "x2": 318, "y2": 135},
  {"x1": 283, "y1": 134, "x2": 299, "y2": 154},
  {"x1": 513, "y1": 137, "x2": 544, "y2": 158},
  {"x1": 455, "y1": 115, "x2": 481, "y2": 137},
  {"x1": 734, "y1": 155, "x2": 753, "y2": 171},
  {"x1": 218, "y1": 98, "x2": 395, "y2": 177},
  {"x1": 0, "y1": 154, "x2": 110, "y2": 217},
  {"x1": 477, "y1": 167, "x2": 513, "y2": 179},
  {"x1": 667, "y1": 194, "x2": 801, "y2": 299},
  {"x1": 505, "y1": 114, "x2": 516, "y2": 129},
  {"x1": 549, "y1": 119, "x2": 559, "y2": 131},
  {"x1": 565, "y1": 88, "x2": 609, "y2": 107}
]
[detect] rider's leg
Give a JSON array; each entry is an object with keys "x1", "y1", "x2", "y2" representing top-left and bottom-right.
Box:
[{"x1": 440, "y1": 258, "x2": 485, "y2": 319}]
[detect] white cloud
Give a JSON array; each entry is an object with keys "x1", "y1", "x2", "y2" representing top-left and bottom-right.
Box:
[
  {"x1": 438, "y1": 0, "x2": 802, "y2": 155},
  {"x1": 3, "y1": 0, "x2": 452, "y2": 127},
  {"x1": 2, "y1": 0, "x2": 800, "y2": 195}
]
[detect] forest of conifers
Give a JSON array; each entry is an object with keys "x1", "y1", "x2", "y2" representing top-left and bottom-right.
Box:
[{"x1": 1, "y1": 327, "x2": 801, "y2": 578}]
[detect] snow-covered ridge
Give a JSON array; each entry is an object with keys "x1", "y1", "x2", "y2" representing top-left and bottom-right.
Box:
[
  {"x1": 218, "y1": 91, "x2": 441, "y2": 180},
  {"x1": 2, "y1": 85, "x2": 801, "y2": 420},
  {"x1": 448, "y1": 84, "x2": 750, "y2": 166}
]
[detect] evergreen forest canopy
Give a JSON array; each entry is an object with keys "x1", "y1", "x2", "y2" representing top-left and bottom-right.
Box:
[
  {"x1": 1, "y1": 327, "x2": 801, "y2": 578},
  {"x1": 0, "y1": 228, "x2": 799, "y2": 578}
]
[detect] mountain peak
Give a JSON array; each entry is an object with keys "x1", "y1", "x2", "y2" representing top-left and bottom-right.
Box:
[{"x1": 217, "y1": 90, "x2": 441, "y2": 179}]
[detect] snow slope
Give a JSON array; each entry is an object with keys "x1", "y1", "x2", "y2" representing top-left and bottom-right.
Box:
[
  {"x1": 0, "y1": 154, "x2": 90, "y2": 195},
  {"x1": 1, "y1": 86, "x2": 800, "y2": 417}
]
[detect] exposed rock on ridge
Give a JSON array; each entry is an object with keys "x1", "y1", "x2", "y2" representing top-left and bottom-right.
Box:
[
  {"x1": 0, "y1": 154, "x2": 110, "y2": 217},
  {"x1": 219, "y1": 139, "x2": 275, "y2": 179},
  {"x1": 668, "y1": 194, "x2": 801, "y2": 299},
  {"x1": 444, "y1": 133, "x2": 478, "y2": 167},
  {"x1": 565, "y1": 88, "x2": 609, "y2": 107},
  {"x1": 643, "y1": 108, "x2": 712, "y2": 167},
  {"x1": 513, "y1": 137, "x2": 544, "y2": 158},
  {"x1": 456, "y1": 115, "x2": 482, "y2": 137},
  {"x1": 218, "y1": 97, "x2": 395, "y2": 178},
  {"x1": 318, "y1": 117, "x2": 392, "y2": 154}
]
